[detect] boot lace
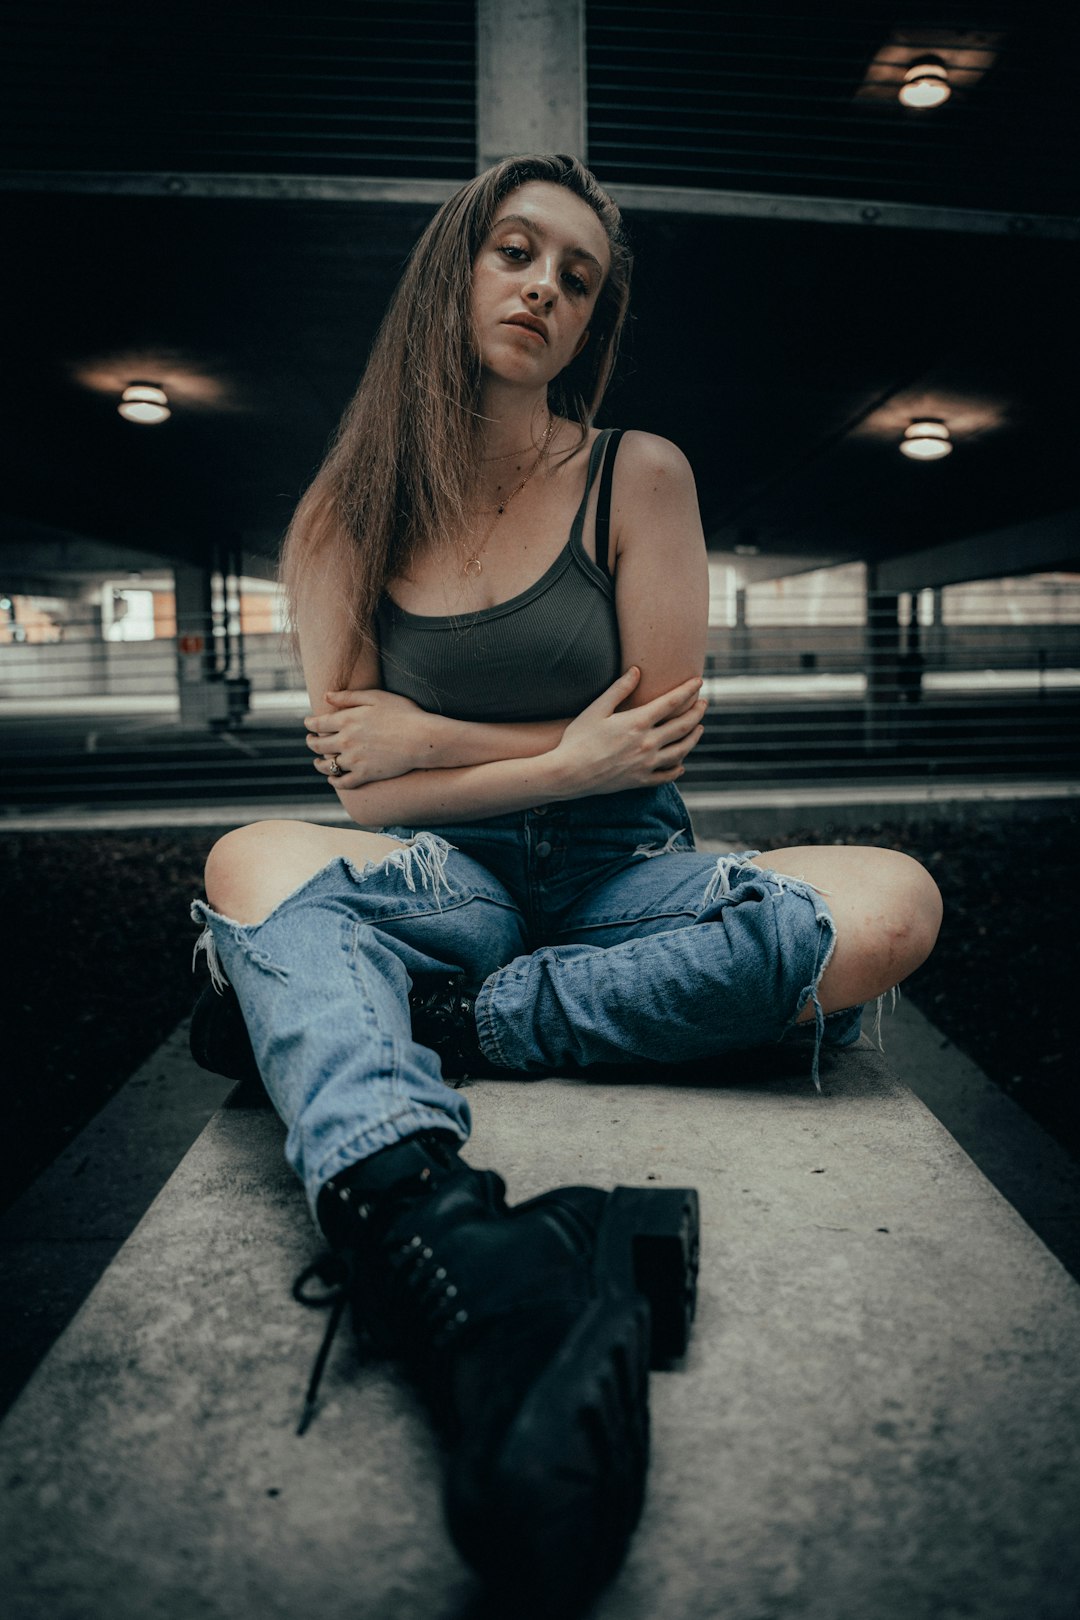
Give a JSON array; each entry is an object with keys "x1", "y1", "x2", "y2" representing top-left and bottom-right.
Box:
[{"x1": 292, "y1": 1229, "x2": 472, "y2": 1435}]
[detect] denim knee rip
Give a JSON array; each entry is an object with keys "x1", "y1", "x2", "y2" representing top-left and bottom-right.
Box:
[
  {"x1": 191, "y1": 832, "x2": 455, "y2": 993},
  {"x1": 701, "y1": 851, "x2": 839, "y2": 1090}
]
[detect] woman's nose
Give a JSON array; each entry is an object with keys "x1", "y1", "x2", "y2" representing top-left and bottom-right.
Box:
[{"x1": 524, "y1": 267, "x2": 558, "y2": 309}]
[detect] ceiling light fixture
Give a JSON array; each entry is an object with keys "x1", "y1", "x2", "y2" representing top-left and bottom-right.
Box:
[
  {"x1": 899, "y1": 57, "x2": 952, "y2": 109},
  {"x1": 118, "y1": 382, "x2": 171, "y2": 425},
  {"x1": 899, "y1": 419, "x2": 953, "y2": 460}
]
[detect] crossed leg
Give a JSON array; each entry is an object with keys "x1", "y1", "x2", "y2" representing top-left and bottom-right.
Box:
[
  {"x1": 201, "y1": 822, "x2": 942, "y2": 1080},
  {"x1": 472, "y1": 842, "x2": 942, "y2": 1072}
]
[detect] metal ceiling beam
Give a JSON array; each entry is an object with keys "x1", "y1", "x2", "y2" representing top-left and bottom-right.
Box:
[
  {"x1": 705, "y1": 550, "x2": 852, "y2": 586},
  {"x1": 0, "y1": 519, "x2": 175, "y2": 583},
  {"x1": 876, "y1": 508, "x2": 1080, "y2": 592},
  {"x1": 611, "y1": 183, "x2": 1080, "y2": 242},
  {"x1": 3, "y1": 169, "x2": 1076, "y2": 241},
  {"x1": 0, "y1": 171, "x2": 462, "y2": 205}
]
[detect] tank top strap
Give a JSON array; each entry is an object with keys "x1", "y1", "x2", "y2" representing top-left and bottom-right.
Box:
[
  {"x1": 568, "y1": 428, "x2": 623, "y2": 576},
  {"x1": 594, "y1": 429, "x2": 626, "y2": 580}
]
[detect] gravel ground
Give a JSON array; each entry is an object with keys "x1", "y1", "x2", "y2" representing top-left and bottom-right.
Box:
[{"x1": 3, "y1": 810, "x2": 1077, "y2": 1213}]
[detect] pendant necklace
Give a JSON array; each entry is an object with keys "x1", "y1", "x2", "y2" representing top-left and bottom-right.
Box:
[{"x1": 461, "y1": 415, "x2": 555, "y2": 577}]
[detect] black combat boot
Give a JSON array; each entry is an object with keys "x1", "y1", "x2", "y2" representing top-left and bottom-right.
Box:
[
  {"x1": 303, "y1": 1131, "x2": 700, "y2": 1614},
  {"x1": 189, "y1": 980, "x2": 261, "y2": 1085},
  {"x1": 405, "y1": 975, "x2": 502, "y2": 1078}
]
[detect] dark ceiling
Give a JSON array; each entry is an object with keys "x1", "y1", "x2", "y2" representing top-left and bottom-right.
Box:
[
  {"x1": 5, "y1": 187, "x2": 1077, "y2": 576},
  {"x1": 2, "y1": 1, "x2": 1079, "y2": 583}
]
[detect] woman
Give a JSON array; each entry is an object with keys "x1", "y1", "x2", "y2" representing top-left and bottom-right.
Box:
[{"x1": 193, "y1": 154, "x2": 941, "y2": 1610}]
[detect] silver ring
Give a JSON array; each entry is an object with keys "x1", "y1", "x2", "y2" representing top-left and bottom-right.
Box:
[{"x1": 327, "y1": 756, "x2": 343, "y2": 777}]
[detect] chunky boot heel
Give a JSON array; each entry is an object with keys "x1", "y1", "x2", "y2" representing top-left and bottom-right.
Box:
[
  {"x1": 308, "y1": 1148, "x2": 700, "y2": 1616},
  {"x1": 606, "y1": 1186, "x2": 700, "y2": 1365}
]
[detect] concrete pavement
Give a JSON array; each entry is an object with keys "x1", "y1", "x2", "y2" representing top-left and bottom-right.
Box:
[{"x1": 2, "y1": 1035, "x2": 1080, "y2": 1619}]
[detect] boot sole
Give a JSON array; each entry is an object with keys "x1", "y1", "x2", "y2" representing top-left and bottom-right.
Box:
[
  {"x1": 446, "y1": 1185, "x2": 700, "y2": 1612},
  {"x1": 604, "y1": 1185, "x2": 700, "y2": 1365}
]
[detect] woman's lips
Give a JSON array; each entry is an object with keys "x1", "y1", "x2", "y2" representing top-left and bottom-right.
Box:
[{"x1": 503, "y1": 317, "x2": 547, "y2": 342}]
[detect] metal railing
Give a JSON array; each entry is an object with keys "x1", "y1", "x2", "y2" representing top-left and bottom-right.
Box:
[{"x1": 2, "y1": 583, "x2": 1078, "y2": 806}]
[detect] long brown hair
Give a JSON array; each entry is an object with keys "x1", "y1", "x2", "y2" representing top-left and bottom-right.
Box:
[{"x1": 280, "y1": 154, "x2": 633, "y2": 684}]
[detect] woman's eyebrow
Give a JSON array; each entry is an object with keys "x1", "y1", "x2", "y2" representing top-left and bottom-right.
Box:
[{"x1": 491, "y1": 213, "x2": 605, "y2": 277}]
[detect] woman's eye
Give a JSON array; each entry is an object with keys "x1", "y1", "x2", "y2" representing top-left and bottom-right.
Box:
[
  {"x1": 563, "y1": 272, "x2": 588, "y2": 295},
  {"x1": 498, "y1": 244, "x2": 528, "y2": 262}
]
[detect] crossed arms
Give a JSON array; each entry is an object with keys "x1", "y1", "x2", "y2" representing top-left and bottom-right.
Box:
[{"x1": 298, "y1": 432, "x2": 710, "y2": 828}]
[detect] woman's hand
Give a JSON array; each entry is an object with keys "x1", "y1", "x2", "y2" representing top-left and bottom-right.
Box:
[
  {"x1": 306, "y1": 688, "x2": 441, "y2": 787},
  {"x1": 548, "y1": 667, "x2": 706, "y2": 798}
]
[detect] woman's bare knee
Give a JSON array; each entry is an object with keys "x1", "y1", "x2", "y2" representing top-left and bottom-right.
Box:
[
  {"x1": 756, "y1": 844, "x2": 942, "y2": 1015},
  {"x1": 893, "y1": 856, "x2": 943, "y2": 976},
  {"x1": 204, "y1": 819, "x2": 405, "y2": 924}
]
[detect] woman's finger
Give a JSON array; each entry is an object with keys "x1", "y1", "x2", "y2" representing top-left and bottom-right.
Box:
[
  {"x1": 651, "y1": 699, "x2": 708, "y2": 746},
  {"x1": 577, "y1": 666, "x2": 641, "y2": 719},
  {"x1": 637, "y1": 676, "x2": 704, "y2": 723},
  {"x1": 324, "y1": 689, "x2": 372, "y2": 708},
  {"x1": 305, "y1": 730, "x2": 341, "y2": 754},
  {"x1": 313, "y1": 752, "x2": 351, "y2": 778},
  {"x1": 655, "y1": 724, "x2": 704, "y2": 764}
]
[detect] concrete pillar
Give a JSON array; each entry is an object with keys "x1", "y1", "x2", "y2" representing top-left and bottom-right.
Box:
[
  {"x1": 173, "y1": 561, "x2": 227, "y2": 728},
  {"x1": 898, "y1": 592, "x2": 925, "y2": 706},
  {"x1": 733, "y1": 585, "x2": 749, "y2": 674},
  {"x1": 927, "y1": 585, "x2": 946, "y2": 667},
  {"x1": 477, "y1": 0, "x2": 586, "y2": 169},
  {"x1": 864, "y1": 567, "x2": 900, "y2": 752}
]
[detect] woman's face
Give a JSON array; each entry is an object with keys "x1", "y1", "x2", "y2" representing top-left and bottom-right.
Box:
[{"x1": 471, "y1": 180, "x2": 612, "y2": 389}]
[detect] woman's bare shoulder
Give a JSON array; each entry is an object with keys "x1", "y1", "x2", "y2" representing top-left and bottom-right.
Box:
[
  {"x1": 615, "y1": 429, "x2": 695, "y2": 488},
  {"x1": 610, "y1": 432, "x2": 701, "y2": 561}
]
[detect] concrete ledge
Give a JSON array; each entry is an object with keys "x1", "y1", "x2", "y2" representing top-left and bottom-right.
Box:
[
  {"x1": 2, "y1": 1042, "x2": 1080, "y2": 1619},
  {"x1": 0, "y1": 1022, "x2": 234, "y2": 1417}
]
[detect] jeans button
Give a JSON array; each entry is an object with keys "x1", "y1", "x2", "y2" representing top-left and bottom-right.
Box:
[
  {"x1": 535, "y1": 840, "x2": 552, "y2": 858},
  {"x1": 531, "y1": 804, "x2": 547, "y2": 816}
]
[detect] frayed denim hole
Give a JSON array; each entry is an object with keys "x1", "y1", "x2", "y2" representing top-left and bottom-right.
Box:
[
  {"x1": 345, "y1": 831, "x2": 453, "y2": 910},
  {"x1": 190, "y1": 852, "x2": 374, "y2": 955},
  {"x1": 787, "y1": 905, "x2": 839, "y2": 1093},
  {"x1": 191, "y1": 924, "x2": 229, "y2": 992},
  {"x1": 872, "y1": 984, "x2": 900, "y2": 1050},
  {"x1": 790, "y1": 981, "x2": 828, "y2": 1093},
  {"x1": 701, "y1": 853, "x2": 748, "y2": 906},
  {"x1": 632, "y1": 829, "x2": 692, "y2": 860},
  {"x1": 191, "y1": 914, "x2": 289, "y2": 988}
]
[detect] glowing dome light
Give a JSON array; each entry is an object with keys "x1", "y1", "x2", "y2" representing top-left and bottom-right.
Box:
[
  {"x1": 900, "y1": 419, "x2": 953, "y2": 460},
  {"x1": 899, "y1": 58, "x2": 952, "y2": 110},
  {"x1": 118, "y1": 382, "x2": 171, "y2": 424}
]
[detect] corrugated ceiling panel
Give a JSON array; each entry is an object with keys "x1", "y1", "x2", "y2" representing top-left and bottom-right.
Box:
[
  {"x1": 1, "y1": 0, "x2": 475, "y2": 179},
  {"x1": 587, "y1": 1, "x2": 1080, "y2": 216}
]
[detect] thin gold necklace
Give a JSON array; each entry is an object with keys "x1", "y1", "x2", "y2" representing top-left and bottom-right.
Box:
[{"x1": 462, "y1": 415, "x2": 555, "y2": 577}]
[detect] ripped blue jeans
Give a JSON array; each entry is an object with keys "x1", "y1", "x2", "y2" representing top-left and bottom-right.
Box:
[{"x1": 192, "y1": 784, "x2": 859, "y2": 1216}]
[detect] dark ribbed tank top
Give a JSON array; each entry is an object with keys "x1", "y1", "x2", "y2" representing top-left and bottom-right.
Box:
[{"x1": 375, "y1": 429, "x2": 623, "y2": 722}]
